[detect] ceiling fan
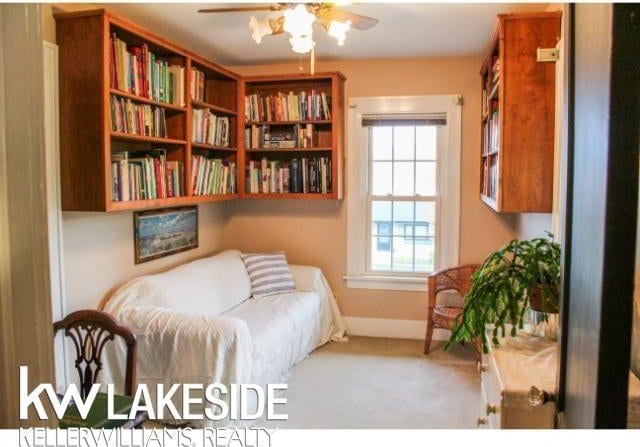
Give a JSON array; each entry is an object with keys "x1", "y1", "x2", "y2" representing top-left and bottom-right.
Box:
[{"x1": 198, "y1": 3, "x2": 378, "y2": 53}]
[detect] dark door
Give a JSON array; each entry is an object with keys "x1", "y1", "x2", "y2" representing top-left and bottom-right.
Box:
[{"x1": 557, "y1": 3, "x2": 640, "y2": 428}]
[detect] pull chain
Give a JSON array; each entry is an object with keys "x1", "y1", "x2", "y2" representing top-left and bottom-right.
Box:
[{"x1": 298, "y1": 54, "x2": 303, "y2": 72}]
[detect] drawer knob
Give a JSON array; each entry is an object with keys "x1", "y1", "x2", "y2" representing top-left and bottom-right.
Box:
[
  {"x1": 486, "y1": 403, "x2": 498, "y2": 414},
  {"x1": 528, "y1": 386, "x2": 555, "y2": 407},
  {"x1": 477, "y1": 416, "x2": 488, "y2": 427},
  {"x1": 477, "y1": 362, "x2": 488, "y2": 374}
]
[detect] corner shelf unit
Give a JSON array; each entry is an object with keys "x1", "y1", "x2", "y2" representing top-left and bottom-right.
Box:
[
  {"x1": 240, "y1": 73, "x2": 345, "y2": 200},
  {"x1": 55, "y1": 9, "x2": 239, "y2": 212},
  {"x1": 479, "y1": 12, "x2": 561, "y2": 213}
]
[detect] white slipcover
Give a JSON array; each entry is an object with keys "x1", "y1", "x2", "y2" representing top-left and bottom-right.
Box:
[{"x1": 101, "y1": 250, "x2": 346, "y2": 426}]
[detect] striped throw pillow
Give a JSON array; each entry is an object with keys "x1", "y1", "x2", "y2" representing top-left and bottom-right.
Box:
[{"x1": 240, "y1": 251, "x2": 296, "y2": 298}]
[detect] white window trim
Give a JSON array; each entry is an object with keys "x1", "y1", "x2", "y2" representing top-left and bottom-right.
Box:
[{"x1": 344, "y1": 95, "x2": 462, "y2": 292}]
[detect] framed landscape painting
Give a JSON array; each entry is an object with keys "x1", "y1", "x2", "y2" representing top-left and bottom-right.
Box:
[{"x1": 133, "y1": 206, "x2": 198, "y2": 264}]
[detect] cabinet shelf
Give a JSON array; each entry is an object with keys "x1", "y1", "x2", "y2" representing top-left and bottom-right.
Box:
[
  {"x1": 110, "y1": 132, "x2": 187, "y2": 145},
  {"x1": 246, "y1": 147, "x2": 332, "y2": 152},
  {"x1": 191, "y1": 99, "x2": 237, "y2": 116},
  {"x1": 191, "y1": 142, "x2": 237, "y2": 152},
  {"x1": 109, "y1": 89, "x2": 187, "y2": 112},
  {"x1": 245, "y1": 120, "x2": 332, "y2": 126}
]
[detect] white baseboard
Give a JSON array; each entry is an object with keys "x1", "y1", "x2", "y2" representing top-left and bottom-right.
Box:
[{"x1": 343, "y1": 317, "x2": 449, "y2": 341}]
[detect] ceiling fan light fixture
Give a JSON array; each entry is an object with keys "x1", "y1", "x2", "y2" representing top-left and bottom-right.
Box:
[
  {"x1": 249, "y1": 16, "x2": 273, "y2": 44},
  {"x1": 283, "y1": 4, "x2": 315, "y2": 39},
  {"x1": 289, "y1": 35, "x2": 315, "y2": 54},
  {"x1": 327, "y1": 19, "x2": 351, "y2": 46}
]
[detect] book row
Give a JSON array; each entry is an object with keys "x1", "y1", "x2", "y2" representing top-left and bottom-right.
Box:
[
  {"x1": 190, "y1": 155, "x2": 237, "y2": 196},
  {"x1": 246, "y1": 157, "x2": 332, "y2": 194},
  {"x1": 111, "y1": 150, "x2": 184, "y2": 202},
  {"x1": 191, "y1": 109, "x2": 231, "y2": 147},
  {"x1": 482, "y1": 157, "x2": 498, "y2": 199},
  {"x1": 190, "y1": 68, "x2": 206, "y2": 103},
  {"x1": 245, "y1": 123, "x2": 317, "y2": 149},
  {"x1": 245, "y1": 91, "x2": 331, "y2": 123},
  {"x1": 110, "y1": 95, "x2": 168, "y2": 138},
  {"x1": 110, "y1": 36, "x2": 185, "y2": 106}
]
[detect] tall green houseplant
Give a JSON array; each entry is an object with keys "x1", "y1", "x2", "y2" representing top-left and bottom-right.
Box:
[{"x1": 447, "y1": 236, "x2": 561, "y2": 353}]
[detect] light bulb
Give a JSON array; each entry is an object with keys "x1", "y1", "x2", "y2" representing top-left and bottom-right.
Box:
[
  {"x1": 249, "y1": 16, "x2": 273, "y2": 44},
  {"x1": 289, "y1": 35, "x2": 315, "y2": 54},
  {"x1": 327, "y1": 19, "x2": 351, "y2": 46},
  {"x1": 283, "y1": 4, "x2": 315, "y2": 39}
]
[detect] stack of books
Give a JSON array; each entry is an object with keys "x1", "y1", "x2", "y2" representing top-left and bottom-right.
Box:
[
  {"x1": 190, "y1": 68, "x2": 206, "y2": 102},
  {"x1": 111, "y1": 150, "x2": 183, "y2": 201},
  {"x1": 191, "y1": 109, "x2": 230, "y2": 147},
  {"x1": 245, "y1": 90, "x2": 331, "y2": 123},
  {"x1": 245, "y1": 123, "x2": 316, "y2": 149},
  {"x1": 110, "y1": 35, "x2": 185, "y2": 106},
  {"x1": 190, "y1": 155, "x2": 236, "y2": 195},
  {"x1": 110, "y1": 95, "x2": 167, "y2": 138},
  {"x1": 246, "y1": 157, "x2": 332, "y2": 194}
]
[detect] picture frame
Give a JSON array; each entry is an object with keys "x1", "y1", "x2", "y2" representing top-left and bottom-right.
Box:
[{"x1": 133, "y1": 206, "x2": 198, "y2": 264}]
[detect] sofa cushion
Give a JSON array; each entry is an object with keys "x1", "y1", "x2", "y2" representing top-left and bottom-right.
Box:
[
  {"x1": 240, "y1": 251, "x2": 295, "y2": 298},
  {"x1": 140, "y1": 249, "x2": 252, "y2": 315},
  {"x1": 223, "y1": 290, "x2": 322, "y2": 384}
]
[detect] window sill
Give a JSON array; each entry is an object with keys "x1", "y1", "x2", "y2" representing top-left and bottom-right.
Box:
[{"x1": 343, "y1": 274, "x2": 428, "y2": 292}]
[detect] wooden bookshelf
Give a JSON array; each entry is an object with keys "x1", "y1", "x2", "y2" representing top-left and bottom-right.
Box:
[
  {"x1": 55, "y1": 9, "x2": 239, "y2": 211},
  {"x1": 240, "y1": 73, "x2": 345, "y2": 199},
  {"x1": 479, "y1": 12, "x2": 561, "y2": 212}
]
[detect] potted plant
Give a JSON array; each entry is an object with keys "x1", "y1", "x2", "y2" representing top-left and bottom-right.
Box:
[{"x1": 446, "y1": 236, "x2": 561, "y2": 353}]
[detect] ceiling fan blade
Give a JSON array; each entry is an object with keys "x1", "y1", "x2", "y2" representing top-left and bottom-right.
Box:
[
  {"x1": 198, "y1": 6, "x2": 281, "y2": 14},
  {"x1": 324, "y1": 9, "x2": 378, "y2": 30}
]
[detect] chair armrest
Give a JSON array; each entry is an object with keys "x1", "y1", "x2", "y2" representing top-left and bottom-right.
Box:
[{"x1": 288, "y1": 264, "x2": 323, "y2": 292}]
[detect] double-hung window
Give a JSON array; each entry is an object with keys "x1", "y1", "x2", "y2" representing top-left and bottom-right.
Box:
[{"x1": 346, "y1": 96, "x2": 461, "y2": 291}]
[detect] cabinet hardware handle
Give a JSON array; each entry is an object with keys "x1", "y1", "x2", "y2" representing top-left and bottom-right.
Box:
[
  {"x1": 486, "y1": 403, "x2": 498, "y2": 414},
  {"x1": 528, "y1": 386, "x2": 556, "y2": 408},
  {"x1": 477, "y1": 362, "x2": 488, "y2": 374},
  {"x1": 477, "y1": 417, "x2": 488, "y2": 427}
]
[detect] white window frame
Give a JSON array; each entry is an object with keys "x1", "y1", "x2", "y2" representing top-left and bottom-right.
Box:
[{"x1": 345, "y1": 95, "x2": 462, "y2": 292}]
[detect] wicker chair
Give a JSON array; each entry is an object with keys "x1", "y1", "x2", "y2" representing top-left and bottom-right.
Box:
[{"x1": 424, "y1": 264, "x2": 480, "y2": 356}]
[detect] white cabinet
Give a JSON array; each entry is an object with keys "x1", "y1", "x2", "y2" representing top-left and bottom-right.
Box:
[
  {"x1": 477, "y1": 330, "x2": 558, "y2": 428},
  {"x1": 478, "y1": 329, "x2": 640, "y2": 428}
]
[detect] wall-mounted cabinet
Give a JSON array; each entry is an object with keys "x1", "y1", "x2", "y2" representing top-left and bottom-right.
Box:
[{"x1": 479, "y1": 12, "x2": 561, "y2": 213}]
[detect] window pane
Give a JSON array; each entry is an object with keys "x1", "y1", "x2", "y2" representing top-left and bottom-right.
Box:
[
  {"x1": 393, "y1": 162, "x2": 414, "y2": 195},
  {"x1": 416, "y1": 161, "x2": 436, "y2": 196},
  {"x1": 415, "y1": 237, "x2": 435, "y2": 272},
  {"x1": 372, "y1": 162, "x2": 392, "y2": 195},
  {"x1": 372, "y1": 127, "x2": 392, "y2": 160},
  {"x1": 416, "y1": 126, "x2": 437, "y2": 160},
  {"x1": 393, "y1": 201, "x2": 414, "y2": 235},
  {"x1": 371, "y1": 201, "x2": 392, "y2": 236},
  {"x1": 415, "y1": 201, "x2": 436, "y2": 229},
  {"x1": 371, "y1": 236, "x2": 391, "y2": 271},
  {"x1": 393, "y1": 126, "x2": 414, "y2": 160},
  {"x1": 392, "y1": 236, "x2": 414, "y2": 272}
]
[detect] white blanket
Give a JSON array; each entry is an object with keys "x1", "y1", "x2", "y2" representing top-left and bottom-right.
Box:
[{"x1": 101, "y1": 262, "x2": 346, "y2": 426}]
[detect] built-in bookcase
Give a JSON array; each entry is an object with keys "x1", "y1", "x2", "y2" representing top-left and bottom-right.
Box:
[
  {"x1": 55, "y1": 9, "x2": 239, "y2": 211},
  {"x1": 479, "y1": 12, "x2": 561, "y2": 213},
  {"x1": 240, "y1": 73, "x2": 345, "y2": 199}
]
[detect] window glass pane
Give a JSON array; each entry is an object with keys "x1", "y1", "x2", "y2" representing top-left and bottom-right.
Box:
[
  {"x1": 416, "y1": 161, "x2": 436, "y2": 196},
  {"x1": 372, "y1": 127, "x2": 392, "y2": 160},
  {"x1": 393, "y1": 201, "x2": 414, "y2": 235},
  {"x1": 415, "y1": 237, "x2": 435, "y2": 272},
  {"x1": 415, "y1": 201, "x2": 436, "y2": 229},
  {"x1": 393, "y1": 162, "x2": 414, "y2": 195},
  {"x1": 416, "y1": 126, "x2": 437, "y2": 160},
  {"x1": 371, "y1": 236, "x2": 391, "y2": 271},
  {"x1": 372, "y1": 162, "x2": 392, "y2": 195},
  {"x1": 392, "y1": 236, "x2": 414, "y2": 271},
  {"x1": 371, "y1": 201, "x2": 392, "y2": 235},
  {"x1": 415, "y1": 224, "x2": 428, "y2": 237},
  {"x1": 393, "y1": 126, "x2": 414, "y2": 160}
]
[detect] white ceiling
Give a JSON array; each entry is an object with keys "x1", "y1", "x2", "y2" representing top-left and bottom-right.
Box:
[{"x1": 98, "y1": 2, "x2": 550, "y2": 66}]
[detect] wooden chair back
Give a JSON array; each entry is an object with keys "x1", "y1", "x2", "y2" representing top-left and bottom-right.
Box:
[
  {"x1": 53, "y1": 310, "x2": 136, "y2": 398},
  {"x1": 427, "y1": 264, "x2": 480, "y2": 308}
]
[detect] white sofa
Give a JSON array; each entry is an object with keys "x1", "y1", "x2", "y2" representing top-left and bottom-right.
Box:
[{"x1": 102, "y1": 249, "x2": 346, "y2": 425}]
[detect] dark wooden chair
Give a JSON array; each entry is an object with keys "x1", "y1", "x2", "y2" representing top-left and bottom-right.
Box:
[
  {"x1": 424, "y1": 264, "x2": 480, "y2": 356},
  {"x1": 53, "y1": 309, "x2": 137, "y2": 399}
]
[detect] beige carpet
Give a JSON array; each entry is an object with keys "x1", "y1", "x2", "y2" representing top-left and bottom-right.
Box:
[{"x1": 260, "y1": 336, "x2": 480, "y2": 429}]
